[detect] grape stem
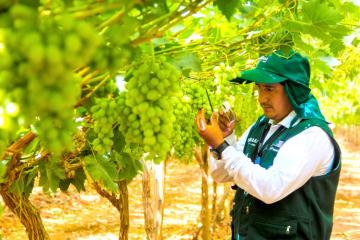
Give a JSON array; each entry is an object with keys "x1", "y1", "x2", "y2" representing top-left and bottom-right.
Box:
[
  {"x1": 0, "y1": 132, "x2": 37, "y2": 190},
  {"x1": 74, "y1": 74, "x2": 110, "y2": 108}
]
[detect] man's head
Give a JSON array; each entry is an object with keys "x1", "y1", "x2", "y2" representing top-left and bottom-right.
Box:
[
  {"x1": 231, "y1": 50, "x2": 313, "y2": 122},
  {"x1": 256, "y1": 83, "x2": 292, "y2": 123}
]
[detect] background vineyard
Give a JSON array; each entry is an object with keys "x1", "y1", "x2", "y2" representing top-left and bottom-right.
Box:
[{"x1": 0, "y1": 0, "x2": 359, "y2": 239}]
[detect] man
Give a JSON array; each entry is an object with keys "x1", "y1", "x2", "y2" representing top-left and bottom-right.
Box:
[{"x1": 195, "y1": 50, "x2": 341, "y2": 240}]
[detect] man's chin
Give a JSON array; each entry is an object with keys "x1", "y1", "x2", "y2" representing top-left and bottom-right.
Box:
[{"x1": 262, "y1": 110, "x2": 273, "y2": 119}]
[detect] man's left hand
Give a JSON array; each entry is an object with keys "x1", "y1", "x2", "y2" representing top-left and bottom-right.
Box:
[{"x1": 195, "y1": 108, "x2": 224, "y2": 148}]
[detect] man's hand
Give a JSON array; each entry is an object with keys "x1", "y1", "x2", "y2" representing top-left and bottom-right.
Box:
[
  {"x1": 195, "y1": 108, "x2": 224, "y2": 148},
  {"x1": 218, "y1": 109, "x2": 236, "y2": 137}
]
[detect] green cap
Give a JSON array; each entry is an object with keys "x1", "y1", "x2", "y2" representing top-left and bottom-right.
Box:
[{"x1": 231, "y1": 50, "x2": 310, "y2": 87}]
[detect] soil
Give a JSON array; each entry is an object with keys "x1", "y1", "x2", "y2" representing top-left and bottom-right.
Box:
[{"x1": 0, "y1": 137, "x2": 359, "y2": 240}]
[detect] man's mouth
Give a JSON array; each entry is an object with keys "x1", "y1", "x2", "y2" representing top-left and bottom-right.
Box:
[{"x1": 261, "y1": 105, "x2": 272, "y2": 109}]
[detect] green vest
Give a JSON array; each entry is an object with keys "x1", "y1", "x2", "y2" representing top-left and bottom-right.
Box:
[{"x1": 231, "y1": 116, "x2": 341, "y2": 240}]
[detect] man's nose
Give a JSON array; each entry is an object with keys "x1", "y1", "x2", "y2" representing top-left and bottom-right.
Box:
[{"x1": 258, "y1": 90, "x2": 267, "y2": 104}]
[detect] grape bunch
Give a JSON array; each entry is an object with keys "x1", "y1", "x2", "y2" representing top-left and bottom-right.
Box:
[
  {"x1": 172, "y1": 97, "x2": 196, "y2": 160},
  {"x1": 213, "y1": 62, "x2": 241, "y2": 99},
  {"x1": 90, "y1": 44, "x2": 133, "y2": 73},
  {"x1": 0, "y1": 4, "x2": 100, "y2": 154},
  {"x1": 183, "y1": 83, "x2": 213, "y2": 118},
  {"x1": 90, "y1": 98, "x2": 118, "y2": 154},
  {"x1": 213, "y1": 62, "x2": 241, "y2": 82},
  {"x1": 117, "y1": 58, "x2": 181, "y2": 163}
]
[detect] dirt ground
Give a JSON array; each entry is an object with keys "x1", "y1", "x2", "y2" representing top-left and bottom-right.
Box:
[{"x1": 0, "y1": 137, "x2": 359, "y2": 240}]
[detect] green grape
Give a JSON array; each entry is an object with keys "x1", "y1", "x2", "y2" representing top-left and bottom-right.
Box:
[
  {"x1": 90, "y1": 98, "x2": 118, "y2": 154},
  {"x1": 0, "y1": 5, "x2": 100, "y2": 154},
  {"x1": 171, "y1": 96, "x2": 196, "y2": 160},
  {"x1": 117, "y1": 58, "x2": 181, "y2": 162}
]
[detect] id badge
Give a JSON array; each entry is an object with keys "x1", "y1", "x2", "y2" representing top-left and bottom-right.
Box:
[{"x1": 255, "y1": 156, "x2": 261, "y2": 165}]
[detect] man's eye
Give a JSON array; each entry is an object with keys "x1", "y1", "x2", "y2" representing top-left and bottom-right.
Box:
[{"x1": 265, "y1": 87, "x2": 274, "y2": 91}]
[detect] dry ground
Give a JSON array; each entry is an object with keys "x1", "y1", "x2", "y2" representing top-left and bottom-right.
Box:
[{"x1": 0, "y1": 138, "x2": 359, "y2": 240}]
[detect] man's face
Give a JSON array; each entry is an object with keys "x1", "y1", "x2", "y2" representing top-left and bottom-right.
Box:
[{"x1": 256, "y1": 83, "x2": 293, "y2": 123}]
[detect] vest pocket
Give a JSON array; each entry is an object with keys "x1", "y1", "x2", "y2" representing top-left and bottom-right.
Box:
[{"x1": 250, "y1": 218, "x2": 297, "y2": 239}]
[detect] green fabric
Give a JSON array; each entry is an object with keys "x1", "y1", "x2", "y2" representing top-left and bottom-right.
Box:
[
  {"x1": 231, "y1": 50, "x2": 310, "y2": 87},
  {"x1": 231, "y1": 50, "x2": 328, "y2": 123},
  {"x1": 283, "y1": 81, "x2": 328, "y2": 125},
  {"x1": 231, "y1": 116, "x2": 341, "y2": 240}
]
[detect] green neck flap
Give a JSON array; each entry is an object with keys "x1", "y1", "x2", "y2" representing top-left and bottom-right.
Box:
[{"x1": 284, "y1": 81, "x2": 334, "y2": 136}]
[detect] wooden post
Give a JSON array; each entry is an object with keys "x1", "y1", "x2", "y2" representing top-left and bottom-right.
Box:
[{"x1": 142, "y1": 160, "x2": 165, "y2": 240}]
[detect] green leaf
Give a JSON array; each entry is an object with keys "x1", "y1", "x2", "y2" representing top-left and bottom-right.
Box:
[
  {"x1": 105, "y1": 15, "x2": 139, "y2": 45},
  {"x1": 23, "y1": 138, "x2": 40, "y2": 155},
  {"x1": 292, "y1": 33, "x2": 316, "y2": 55},
  {"x1": 9, "y1": 168, "x2": 37, "y2": 197},
  {"x1": 0, "y1": 201, "x2": 4, "y2": 216},
  {"x1": 112, "y1": 129, "x2": 126, "y2": 154},
  {"x1": 214, "y1": 0, "x2": 241, "y2": 20},
  {"x1": 71, "y1": 169, "x2": 86, "y2": 192},
  {"x1": 64, "y1": 0, "x2": 74, "y2": 7},
  {"x1": 39, "y1": 159, "x2": 65, "y2": 192},
  {"x1": 84, "y1": 156, "x2": 118, "y2": 192},
  {"x1": 168, "y1": 52, "x2": 202, "y2": 77},
  {"x1": 0, "y1": 161, "x2": 7, "y2": 183},
  {"x1": 18, "y1": 0, "x2": 40, "y2": 9},
  {"x1": 302, "y1": 0, "x2": 343, "y2": 26},
  {"x1": 329, "y1": 40, "x2": 345, "y2": 55},
  {"x1": 59, "y1": 179, "x2": 71, "y2": 192}
]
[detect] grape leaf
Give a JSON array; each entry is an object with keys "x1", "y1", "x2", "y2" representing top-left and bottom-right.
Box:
[
  {"x1": 84, "y1": 156, "x2": 118, "y2": 192},
  {"x1": 302, "y1": 0, "x2": 343, "y2": 26},
  {"x1": 59, "y1": 169, "x2": 86, "y2": 192},
  {"x1": 329, "y1": 40, "x2": 345, "y2": 55},
  {"x1": 0, "y1": 161, "x2": 7, "y2": 183},
  {"x1": 59, "y1": 179, "x2": 71, "y2": 192},
  {"x1": 39, "y1": 159, "x2": 65, "y2": 192},
  {"x1": 214, "y1": 0, "x2": 241, "y2": 20},
  {"x1": 71, "y1": 168, "x2": 86, "y2": 192},
  {"x1": 9, "y1": 168, "x2": 37, "y2": 197},
  {"x1": 112, "y1": 129, "x2": 126, "y2": 154},
  {"x1": 18, "y1": 0, "x2": 40, "y2": 9},
  {"x1": 168, "y1": 52, "x2": 202, "y2": 77},
  {"x1": 0, "y1": 202, "x2": 4, "y2": 216}
]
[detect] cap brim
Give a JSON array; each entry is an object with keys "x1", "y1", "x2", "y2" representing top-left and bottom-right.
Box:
[{"x1": 230, "y1": 68, "x2": 287, "y2": 84}]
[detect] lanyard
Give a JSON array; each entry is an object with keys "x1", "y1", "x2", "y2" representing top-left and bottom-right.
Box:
[
  {"x1": 251, "y1": 123, "x2": 270, "y2": 162},
  {"x1": 257, "y1": 125, "x2": 286, "y2": 157},
  {"x1": 251, "y1": 115, "x2": 301, "y2": 163}
]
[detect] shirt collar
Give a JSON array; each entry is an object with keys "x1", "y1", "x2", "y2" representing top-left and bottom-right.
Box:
[{"x1": 268, "y1": 110, "x2": 298, "y2": 128}]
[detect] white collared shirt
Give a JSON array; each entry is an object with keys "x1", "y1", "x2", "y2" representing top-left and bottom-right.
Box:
[{"x1": 209, "y1": 111, "x2": 335, "y2": 204}]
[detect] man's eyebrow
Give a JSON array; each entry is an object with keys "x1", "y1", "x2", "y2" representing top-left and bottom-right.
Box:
[{"x1": 257, "y1": 84, "x2": 276, "y2": 88}]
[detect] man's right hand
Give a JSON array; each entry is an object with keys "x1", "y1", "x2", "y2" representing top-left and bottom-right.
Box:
[{"x1": 218, "y1": 109, "x2": 236, "y2": 137}]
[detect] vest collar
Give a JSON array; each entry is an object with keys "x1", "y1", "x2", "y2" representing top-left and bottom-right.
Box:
[{"x1": 268, "y1": 111, "x2": 299, "y2": 128}]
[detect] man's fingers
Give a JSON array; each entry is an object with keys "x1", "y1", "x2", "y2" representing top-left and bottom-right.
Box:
[
  {"x1": 218, "y1": 120, "x2": 228, "y2": 131},
  {"x1": 195, "y1": 108, "x2": 206, "y2": 131},
  {"x1": 210, "y1": 112, "x2": 218, "y2": 126}
]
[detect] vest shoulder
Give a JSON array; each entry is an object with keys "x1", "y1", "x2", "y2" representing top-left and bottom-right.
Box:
[{"x1": 293, "y1": 118, "x2": 334, "y2": 137}]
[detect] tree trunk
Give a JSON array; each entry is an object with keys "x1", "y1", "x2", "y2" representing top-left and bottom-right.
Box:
[
  {"x1": 93, "y1": 180, "x2": 129, "y2": 240},
  {"x1": 211, "y1": 181, "x2": 217, "y2": 230},
  {"x1": 194, "y1": 145, "x2": 210, "y2": 240},
  {"x1": 142, "y1": 160, "x2": 165, "y2": 240},
  {"x1": 118, "y1": 180, "x2": 130, "y2": 240},
  {"x1": 214, "y1": 183, "x2": 231, "y2": 223},
  {"x1": 0, "y1": 190, "x2": 49, "y2": 240},
  {"x1": 212, "y1": 181, "x2": 217, "y2": 217},
  {"x1": 0, "y1": 132, "x2": 48, "y2": 239}
]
